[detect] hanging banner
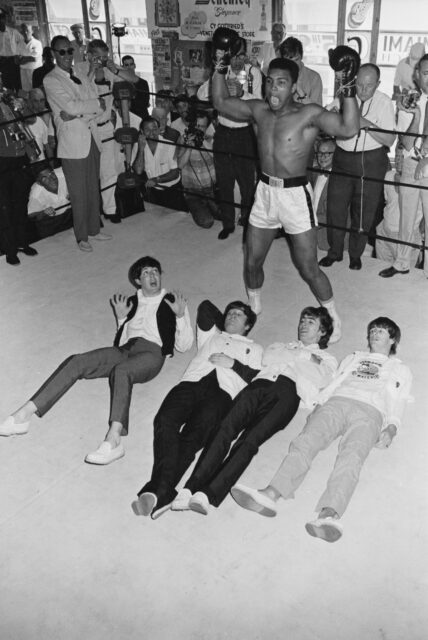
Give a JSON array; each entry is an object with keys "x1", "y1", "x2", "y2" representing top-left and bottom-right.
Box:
[{"x1": 147, "y1": 0, "x2": 272, "y2": 42}]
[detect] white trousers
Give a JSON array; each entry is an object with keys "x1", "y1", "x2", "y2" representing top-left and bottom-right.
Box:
[
  {"x1": 270, "y1": 397, "x2": 382, "y2": 517},
  {"x1": 393, "y1": 157, "x2": 428, "y2": 275}
]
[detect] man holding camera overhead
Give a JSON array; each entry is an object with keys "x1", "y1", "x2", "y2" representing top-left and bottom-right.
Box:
[{"x1": 74, "y1": 39, "x2": 135, "y2": 224}]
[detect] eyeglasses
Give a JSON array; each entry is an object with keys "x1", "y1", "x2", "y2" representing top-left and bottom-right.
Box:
[{"x1": 54, "y1": 47, "x2": 74, "y2": 56}]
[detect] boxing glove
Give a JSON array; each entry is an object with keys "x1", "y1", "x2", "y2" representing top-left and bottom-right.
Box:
[
  {"x1": 212, "y1": 27, "x2": 241, "y2": 74},
  {"x1": 328, "y1": 45, "x2": 360, "y2": 97}
]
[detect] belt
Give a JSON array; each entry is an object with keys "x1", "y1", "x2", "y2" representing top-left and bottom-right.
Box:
[
  {"x1": 97, "y1": 120, "x2": 110, "y2": 127},
  {"x1": 260, "y1": 174, "x2": 308, "y2": 188},
  {"x1": 218, "y1": 123, "x2": 251, "y2": 131}
]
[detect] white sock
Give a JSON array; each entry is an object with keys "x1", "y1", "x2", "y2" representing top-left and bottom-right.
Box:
[
  {"x1": 321, "y1": 299, "x2": 342, "y2": 344},
  {"x1": 247, "y1": 288, "x2": 262, "y2": 315}
]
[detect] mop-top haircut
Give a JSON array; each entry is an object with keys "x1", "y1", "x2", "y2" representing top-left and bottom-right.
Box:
[
  {"x1": 300, "y1": 307, "x2": 333, "y2": 350},
  {"x1": 367, "y1": 317, "x2": 401, "y2": 355},
  {"x1": 223, "y1": 301, "x2": 257, "y2": 335},
  {"x1": 128, "y1": 257, "x2": 162, "y2": 288}
]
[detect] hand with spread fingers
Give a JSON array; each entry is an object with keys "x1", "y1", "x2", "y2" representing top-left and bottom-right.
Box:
[
  {"x1": 165, "y1": 290, "x2": 188, "y2": 318},
  {"x1": 110, "y1": 293, "x2": 132, "y2": 320}
]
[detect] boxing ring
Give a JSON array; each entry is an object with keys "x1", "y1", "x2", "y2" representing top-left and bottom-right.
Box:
[{"x1": 0, "y1": 91, "x2": 427, "y2": 639}]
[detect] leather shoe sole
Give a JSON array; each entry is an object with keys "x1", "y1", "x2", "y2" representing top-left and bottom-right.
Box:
[{"x1": 379, "y1": 266, "x2": 410, "y2": 278}]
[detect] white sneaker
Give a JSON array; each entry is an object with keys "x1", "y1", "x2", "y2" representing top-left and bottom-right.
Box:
[
  {"x1": 85, "y1": 441, "x2": 125, "y2": 465},
  {"x1": 188, "y1": 491, "x2": 210, "y2": 516},
  {"x1": 78, "y1": 240, "x2": 93, "y2": 252},
  {"x1": 171, "y1": 488, "x2": 192, "y2": 511},
  {"x1": 230, "y1": 483, "x2": 277, "y2": 517},
  {"x1": 89, "y1": 232, "x2": 112, "y2": 241},
  {"x1": 305, "y1": 516, "x2": 343, "y2": 543},
  {"x1": 0, "y1": 415, "x2": 30, "y2": 437},
  {"x1": 131, "y1": 492, "x2": 157, "y2": 517}
]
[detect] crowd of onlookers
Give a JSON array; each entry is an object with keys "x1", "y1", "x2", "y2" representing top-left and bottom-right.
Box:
[{"x1": 0, "y1": 10, "x2": 426, "y2": 275}]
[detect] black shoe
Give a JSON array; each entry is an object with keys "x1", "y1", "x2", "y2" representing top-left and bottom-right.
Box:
[
  {"x1": 18, "y1": 245, "x2": 38, "y2": 256},
  {"x1": 6, "y1": 254, "x2": 20, "y2": 266},
  {"x1": 218, "y1": 226, "x2": 235, "y2": 240},
  {"x1": 379, "y1": 266, "x2": 410, "y2": 278},
  {"x1": 318, "y1": 255, "x2": 343, "y2": 267},
  {"x1": 349, "y1": 257, "x2": 362, "y2": 270},
  {"x1": 104, "y1": 213, "x2": 122, "y2": 224}
]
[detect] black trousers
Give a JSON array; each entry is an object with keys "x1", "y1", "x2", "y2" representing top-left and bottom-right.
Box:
[
  {"x1": 213, "y1": 124, "x2": 257, "y2": 230},
  {"x1": 139, "y1": 371, "x2": 233, "y2": 503},
  {"x1": 326, "y1": 146, "x2": 388, "y2": 260},
  {"x1": 0, "y1": 57, "x2": 21, "y2": 91},
  {"x1": 0, "y1": 156, "x2": 33, "y2": 257},
  {"x1": 185, "y1": 375, "x2": 300, "y2": 507},
  {"x1": 145, "y1": 180, "x2": 189, "y2": 212}
]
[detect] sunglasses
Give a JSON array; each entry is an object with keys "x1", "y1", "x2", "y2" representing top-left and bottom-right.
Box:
[{"x1": 54, "y1": 47, "x2": 74, "y2": 56}]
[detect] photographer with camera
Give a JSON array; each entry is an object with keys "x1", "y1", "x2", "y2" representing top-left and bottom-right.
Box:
[
  {"x1": 0, "y1": 87, "x2": 38, "y2": 265},
  {"x1": 379, "y1": 53, "x2": 428, "y2": 279},
  {"x1": 134, "y1": 115, "x2": 188, "y2": 212},
  {"x1": 73, "y1": 39, "x2": 136, "y2": 224},
  {"x1": 177, "y1": 109, "x2": 220, "y2": 229}
]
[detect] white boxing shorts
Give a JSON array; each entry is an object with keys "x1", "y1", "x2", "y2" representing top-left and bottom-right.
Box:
[{"x1": 249, "y1": 174, "x2": 317, "y2": 234}]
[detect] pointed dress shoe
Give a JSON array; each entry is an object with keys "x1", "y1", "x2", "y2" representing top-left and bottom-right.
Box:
[
  {"x1": 318, "y1": 255, "x2": 343, "y2": 267},
  {"x1": 379, "y1": 266, "x2": 410, "y2": 278},
  {"x1": 18, "y1": 245, "x2": 38, "y2": 256}
]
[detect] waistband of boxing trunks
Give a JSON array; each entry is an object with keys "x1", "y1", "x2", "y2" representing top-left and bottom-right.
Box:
[
  {"x1": 217, "y1": 123, "x2": 251, "y2": 132},
  {"x1": 260, "y1": 173, "x2": 308, "y2": 188},
  {"x1": 97, "y1": 120, "x2": 110, "y2": 127}
]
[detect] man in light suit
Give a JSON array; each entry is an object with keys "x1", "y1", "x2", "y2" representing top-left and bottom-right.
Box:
[{"x1": 43, "y1": 35, "x2": 111, "y2": 252}]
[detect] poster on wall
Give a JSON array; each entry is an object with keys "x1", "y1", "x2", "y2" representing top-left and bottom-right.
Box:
[
  {"x1": 148, "y1": 0, "x2": 272, "y2": 42},
  {"x1": 1, "y1": 0, "x2": 38, "y2": 26},
  {"x1": 148, "y1": 0, "x2": 272, "y2": 91},
  {"x1": 152, "y1": 35, "x2": 174, "y2": 84}
]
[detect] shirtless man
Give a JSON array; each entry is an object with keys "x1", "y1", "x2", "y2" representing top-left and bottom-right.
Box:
[{"x1": 211, "y1": 29, "x2": 361, "y2": 342}]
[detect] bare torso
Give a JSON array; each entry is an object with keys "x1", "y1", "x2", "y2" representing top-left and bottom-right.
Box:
[{"x1": 253, "y1": 101, "x2": 323, "y2": 178}]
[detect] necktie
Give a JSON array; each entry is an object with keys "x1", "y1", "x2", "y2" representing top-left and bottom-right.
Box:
[
  {"x1": 416, "y1": 95, "x2": 428, "y2": 154},
  {"x1": 69, "y1": 71, "x2": 82, "y2": 85},
  {"x1": 353, "y1": 99, "x2": 365, "y2": 152}
]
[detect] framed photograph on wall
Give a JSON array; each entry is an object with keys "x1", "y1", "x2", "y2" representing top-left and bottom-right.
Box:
[{"x1": 155, "y1": 0, "x2": 181, "y2": 28}]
